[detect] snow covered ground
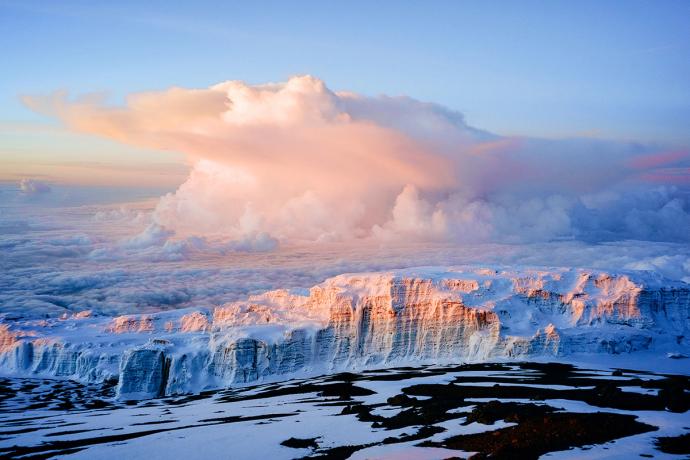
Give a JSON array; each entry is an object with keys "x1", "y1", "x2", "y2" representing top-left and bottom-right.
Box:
[{"x1": 0, "y1": 361, "x2": 687, "y2": 459}]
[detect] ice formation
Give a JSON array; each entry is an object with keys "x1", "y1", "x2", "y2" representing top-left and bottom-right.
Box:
[{"x1": 0, "y1": 266, "x2": 688, "y2": 399}]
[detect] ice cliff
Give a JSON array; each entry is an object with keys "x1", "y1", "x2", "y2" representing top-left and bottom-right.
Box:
[{"x1": 1, "y1": 266, "x2": 688, "y2": 399}]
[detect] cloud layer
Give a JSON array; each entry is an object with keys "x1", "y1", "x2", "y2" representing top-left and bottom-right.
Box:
[
  {"x1": 3, "y1": 210, "x2": 690, "y2": 320},
  {"x1": 2, "y1": 181, "x2": 689, "y2": 321},
  {"x1": 25, "y1": 76, "x2": 690, "y2": 245}
]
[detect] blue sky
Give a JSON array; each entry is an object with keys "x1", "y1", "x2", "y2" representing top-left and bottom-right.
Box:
[{"x1": 1, "y1": 0, "x2": 689, "y2": 186}]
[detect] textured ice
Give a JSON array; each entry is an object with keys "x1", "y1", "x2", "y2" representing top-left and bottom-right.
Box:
[{"x1": 0, "y1": 266, "x2": 688, "y2": 400}]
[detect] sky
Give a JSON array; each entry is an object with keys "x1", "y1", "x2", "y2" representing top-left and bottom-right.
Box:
[
  {"x1": 1, "y1": 0, "x2": 690, "y2": 189},
  {"x1": 0, "y1": 1, "x2": 690, "y2": 320}
]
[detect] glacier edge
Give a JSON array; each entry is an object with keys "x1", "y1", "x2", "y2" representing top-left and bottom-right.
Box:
[{"x1": 1, "y1": 265, "x2": 688, "y2": 400}]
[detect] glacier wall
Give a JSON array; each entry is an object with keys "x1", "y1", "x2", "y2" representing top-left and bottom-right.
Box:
[{"x1": 1, "y1": 266, "x2": 689, "y2": 399}]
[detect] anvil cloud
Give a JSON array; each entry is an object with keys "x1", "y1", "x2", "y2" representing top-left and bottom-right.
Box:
[{"x1": 24, "y1": 76, "x2": 690, "y2": 245}]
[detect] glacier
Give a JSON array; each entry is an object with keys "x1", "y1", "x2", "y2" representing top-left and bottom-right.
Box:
[{"x1": 0, "y1": 266, "x2": 688, "y2": 400}]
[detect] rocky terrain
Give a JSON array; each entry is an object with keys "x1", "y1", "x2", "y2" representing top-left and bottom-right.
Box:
[{"x1": 0, "y1": 362, "x2": 688, "y2": 459}]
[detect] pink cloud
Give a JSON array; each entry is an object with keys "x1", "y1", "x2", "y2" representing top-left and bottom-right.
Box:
[
  {"x1": 628, "y1": 149, "x2": 689, "y2": 170},
  {"x1": 23, "y1": 75, "x2": 690, "y2": 245}
]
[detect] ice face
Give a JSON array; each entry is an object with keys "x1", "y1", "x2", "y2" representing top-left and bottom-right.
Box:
[{"x1": 1, "y1": 266, "x2": 688, "y2": 400}]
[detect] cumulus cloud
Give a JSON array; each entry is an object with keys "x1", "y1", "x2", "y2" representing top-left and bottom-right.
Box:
[
  {"x1": 19, "y1": 178, "x2": 51, "y2": 194},
  {"x1": 24, "y1": 76, "x2": 690, "y2": 245}
]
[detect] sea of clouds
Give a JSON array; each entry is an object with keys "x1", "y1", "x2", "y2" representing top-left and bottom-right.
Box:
[{"x1": 2, "y1": 76, "x2": 689, "y2": 319}]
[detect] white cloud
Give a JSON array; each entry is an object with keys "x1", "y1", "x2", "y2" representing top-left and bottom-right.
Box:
[
  {"x1": 19, "y1": 178, "x2": 51, "y2": 194},
  {"x1": 25, "y1": 76, "x2": 690, "y2": 246}
]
